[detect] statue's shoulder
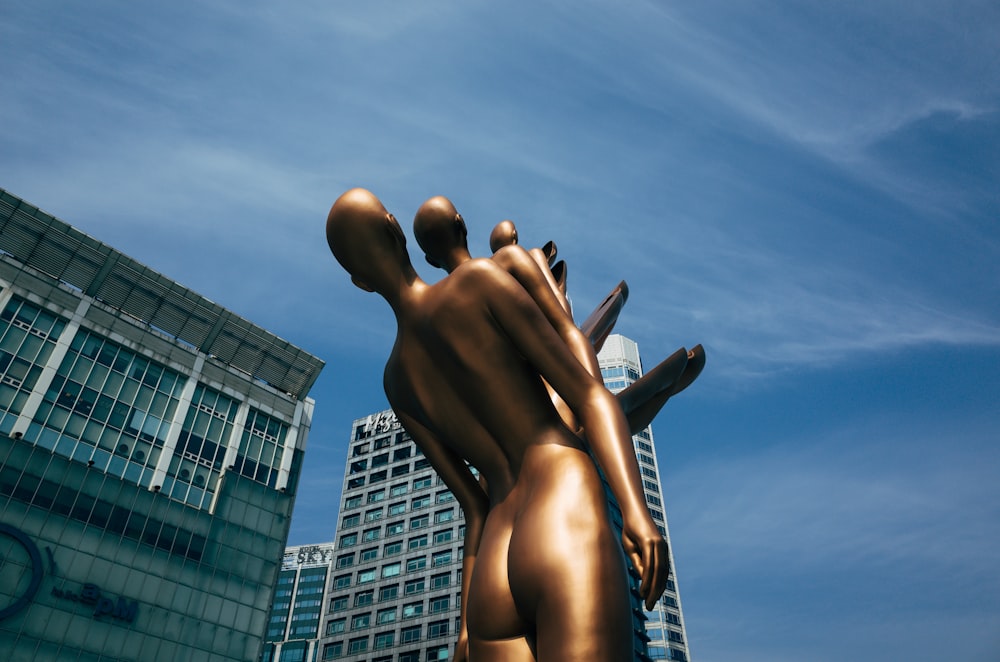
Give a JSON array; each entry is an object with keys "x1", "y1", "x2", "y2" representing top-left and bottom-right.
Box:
[{"x1": 450, "y1": 256, "x2": 508, "y2": 284}]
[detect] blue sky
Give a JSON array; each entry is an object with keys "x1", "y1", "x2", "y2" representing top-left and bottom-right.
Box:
[{"x1": 2, "y1": 2, "x2": 998, "y2": 660}]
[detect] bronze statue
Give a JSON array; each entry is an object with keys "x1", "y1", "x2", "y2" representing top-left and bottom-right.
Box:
[{"x1": 327, "y1": 189, "x2": 670, "y2": 661}]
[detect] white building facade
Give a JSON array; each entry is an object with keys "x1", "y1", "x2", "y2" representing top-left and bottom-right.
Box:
[{"x1": 598, "y1": 334, "x2": 691, "y2": 662}]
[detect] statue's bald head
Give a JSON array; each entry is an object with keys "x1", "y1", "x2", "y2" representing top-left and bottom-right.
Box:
[
  {"x1": 326, "y1": 188, "x2": 411, "y2": 292},
  {"x1": 489, "y1": 220, "x2": 518, "y2": 254},
  {"x1": 413, "y1": 196, "x2": 467, "y2": 271}
]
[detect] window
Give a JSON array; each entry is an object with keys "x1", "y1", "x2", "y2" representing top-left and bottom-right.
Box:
[
  {"x1": 374, "y1": 631, "x2": 395, "y2": 650},
  {"x1": 403, "y1": 601, "x2": 424, "y2": 619},
  {"x1": 390, "y1": 483, "x2": 408, "y2": 497},
  {"x1": 385, "y1": 521, "x2": 405, "y2": 536},
  {"x1": 360, "y1": 547, "x2": 378, "y2": 562},
  {"x1": 404, "y1": 578, "x2": 425, "y2": 595},
  {"x1": 426, "y1": 645, "x2": 450, "y2": 661},
  {"x1": 347, "y1": 476, "x2": 364, "y2": 489},
  {"x1": 388, "y1": 501, "x2": 406, "y2": 516},
  {"x1": 371, "y1": 452, "x2": 389, "y2": 467},
  {"x1": 350, "y1": 613, "x2": 370, "y2": 631},
  {"x1": 379, "y1": 584, "x2": 398, "y2": 601},
  {"x1": 352, "y1": 442, "x2": 370, "y2": 455},
  {"x1": 358, "y1": 569, "x2": 376, "y2": 584},
  {"x1": 432, "y1": 550, "x2": 452, "y2": 567},
  {"x1": 339, "y1": 533, "x2": 357, "y2": 548},
  {"x1": 408, "y1": 535, "x2": 428, "y2": 550},
  {"x1": 429, "y1": 596, "x2": 449, "y2": 613},
  {"x1": 459, "y1": 525, "x2": 465, "y2": 539},
  {"x1": 436, "y1": 490, "x2": 454, "y2": 503},
  {"x1": 336, "y1": 553, "x2": 355, "y2": 569},
  {"x1": 668, "y1": 629, "x2": 684, "y2": 643},
  {"x1": 374, "y1": 436, "x2": 392, "y2": 449},
  {"x1": 411, "y1": 495, "x2": 430, "y2": 509},
  {"x1": 345, "y1": 495, "x2": 362, "y2": 509},
  {"x1": 330, "y1": 596, "x2": 348, "y2": 612},
  {"x1": 414, "y1": 458, "x2": 431, "y2": 470},
  {"x1": 407, "y1": 556, "x2": 427, "y2": 572},
  {"x1": 363, "y1": 527, "x2": 380, "y2": 542},
  {"x1": 401, "y1": 625, "x2": 421, "y2": 644},
  {"x1": 433, "y1": 530, "x2": 453, "y2": 545},
  {"x1": 354, "y1": 590, "x2": 374, "y2": 607},
  {"x1": 392, "y1": 464, "x2": 411, "y2": 477},
  {"x1": 399, "y1": 653, "x2": 420, "y2": 662},
  {"x1": 394, "y1": 446, "x2": 412, "y2": 461},
  {"x1": 428, "y1": 619, "x2": 449, "y2": 638},
  {"x1": 410, "y1": 515, "x2": 429, "y2": 530},
  {"x1": 350, "y1": 459, "x2": 367, "y2": 473},
  {"x1": 367, "y1": 489, "x2": 385, "y2": 503},
  {"x1": 434, "y1": 509, "x2": 454, "y2": 524},
  {"x1": 365, "y1": 508, "x2": 384, "y2": 522},
  {"x1": 639, "y1": 452, "x2": 656, "y2": 466},
  {"x1": 431, "y1": 573, "x2": 450, "y2": 590},
  {"x1": 333, "y1": 574, "x2": 351, "y2": 590},
  {"x1": 322, "y1": 642, "x2": 342, "y2": 660},
  {"x1": 413, "y1": 477, "x2": 432, "y2": 490},
  {"x1": 376, "y1": 607, "x2": 396, "y2": 624},
  {"x1": 383, "y1": 541, "x2": 402, "y2": 556},
  {"x1": 370, "y1": 470, "x2": 387, "y2": 483},
  {"x1": 382, "y1": 562, "x2": 401, "y2": 578},
  {"x1": 347, "y1": 637, "x2": 368, "y2": 654},
  {"x1": 326, "y1": 618, "x2": 346, "y2": 635}
]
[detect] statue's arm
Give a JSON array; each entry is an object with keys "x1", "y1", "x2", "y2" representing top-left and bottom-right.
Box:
[
  {"x1": 492, "y1": 245, "x2": 599, "y2": 380},
  {"x1": 393, "y1": 410, "x2": 488, "y2": 662},
  {"x1": 483, "y1": 268, "x2": 669, "y2": 609}
]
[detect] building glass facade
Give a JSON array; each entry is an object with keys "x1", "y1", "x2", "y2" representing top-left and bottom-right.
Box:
[
  {"x1": 598, "y1": 335, "x2": 691, "y2": 662},
  {"x1": 0, "y1": 188, "x2": 323, "y2": 661},
  {"x1": 260, "y1": 543, "x2": 336, "y2": 662}
]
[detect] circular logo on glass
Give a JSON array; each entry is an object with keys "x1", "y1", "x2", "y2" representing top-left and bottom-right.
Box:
[{"x1": 0, "y1": 523, "x2": 43, "y2": 620}]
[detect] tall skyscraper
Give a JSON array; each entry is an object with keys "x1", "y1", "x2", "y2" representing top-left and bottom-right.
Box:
[
  {"x1": 0, "y1": 188, "x2": 323, "y2": 661},
  {"x1": 315, "y1": 409, "x2": 463, "y2": 662},
  {"x1": 598, "y1": 335, "x2": 691, "y2": 662}
]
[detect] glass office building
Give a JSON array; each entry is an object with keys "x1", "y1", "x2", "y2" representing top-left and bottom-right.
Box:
[
  {"x1": 598, "y1": 335, "x2": 691, "y2": 662},
  {"x1": 315, "y1": 409, "x2": 462, "y2": 662},
  {"x1": 0, "y1": 188, "x2": 324, "y2": 661},
  {"x1": 260, "y1": 543, "x2": 336, "y2": 662}
]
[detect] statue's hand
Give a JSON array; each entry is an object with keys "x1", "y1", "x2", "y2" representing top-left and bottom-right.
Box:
[{"x1": 622, "y1": 513, "x2": 670, "y2": 610}]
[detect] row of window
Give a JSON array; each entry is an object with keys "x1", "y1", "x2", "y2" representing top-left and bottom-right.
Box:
[
  {"x1": 343, "y1": 489, "x2": 454, "y2": 519},
  {"x1": 322, "y1": 641, "x2": 450, "y2": 661},
  {"x1": 336, "y1": 540, "x2": 458, "y2": 570},
  {"x1": 349, "y1": 445, "x2": 417, "y2": 473},
  {"x1": 346, "y1": 466, "x2": 436, "y2": 490},
  {"x1": 331, "y1": 570, "x2": 454, "y2": 598},
  {"x1": 338, "y1": 508, "x2": 455, "y2": 547},
  {"x1": 323, "y1": 621, "x2": 452, "y2": 658},
  {"x1": 326, "y1": 594, "x2": 452, "y2": 634}
]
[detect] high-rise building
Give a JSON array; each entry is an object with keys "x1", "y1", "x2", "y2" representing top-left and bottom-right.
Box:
[
  {"x1": 315, "y1": 409, "x2": 463, "y2": 662},
  {"x1": 0, "y1": 188, "x2": 324, "y2": 661},
  {"x1": 598, "y1": 335, "x2": 691, "y2": 662},
  {"x1": 261, "y1": 542, "x2": 337, "y2": 661}
]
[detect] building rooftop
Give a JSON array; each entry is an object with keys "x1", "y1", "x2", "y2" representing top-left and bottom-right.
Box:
[{"x1": 0, "y1": 187, "x2": 324, "y2": 399}]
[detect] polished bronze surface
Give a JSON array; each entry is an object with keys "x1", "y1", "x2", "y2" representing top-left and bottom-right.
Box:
[{"x1": 328, "y1": 189, "x2": 699, "y2": 662}]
